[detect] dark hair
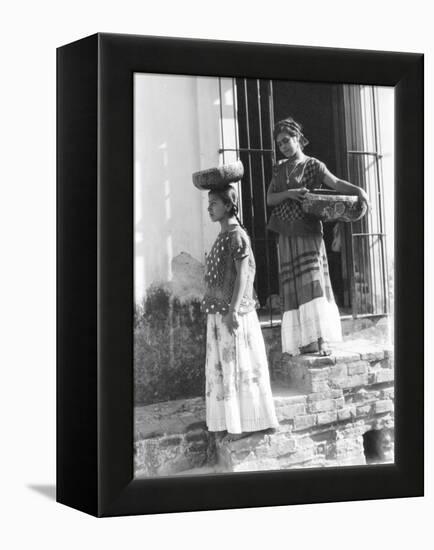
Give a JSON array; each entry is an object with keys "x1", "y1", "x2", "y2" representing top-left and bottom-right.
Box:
[
  {"x1": 273, "y1": 116, "x2": 309, "y2": 149},
  {"x1": 208, "y1": 185, "x2": 247, "y2": 231}
]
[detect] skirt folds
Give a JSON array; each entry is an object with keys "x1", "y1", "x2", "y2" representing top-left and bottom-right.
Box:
[
  {"x1": 279, "y1": 234, "x2": 342, "y2": 355},
  {"x1": 205, "y1": 311, "x2": 279, "y2": 434}
]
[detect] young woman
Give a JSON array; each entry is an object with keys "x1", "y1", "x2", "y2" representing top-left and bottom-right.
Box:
[
  {"x1": 267, "y1": 117, "x2": 369, "y2": 356},
  {"x1": 202, "y1": 185, "x2": 278, "y2": 437}
]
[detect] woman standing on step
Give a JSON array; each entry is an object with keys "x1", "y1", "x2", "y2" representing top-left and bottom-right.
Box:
[
  {"x1": 267, "y1": 117, "x2": 369, "y2": 356},
  {"x1": 201, "y1": 184, "x2": 279, "y2": 438}
]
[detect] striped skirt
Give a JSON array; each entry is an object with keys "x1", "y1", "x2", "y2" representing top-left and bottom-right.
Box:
[
  {"x1": 205, "y1": 311, "x2": 279, "y2": 434},
  {"x1": 278, "y1": 234, "x2": 342, "y2": 355}
]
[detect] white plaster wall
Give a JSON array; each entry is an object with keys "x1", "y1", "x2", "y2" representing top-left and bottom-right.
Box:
[
  {"x1": 377, "y1": 87, "x2": 395, "y2": 263},
  {"x1": 377, "y1": 87, "x2": 395, "y2": 330},
  {"x1": 134, "y1": 74, "x2": 238, "y2": 304},
  {"x1": 357, "y1": 85, "x2": 394, "y2": 318}
]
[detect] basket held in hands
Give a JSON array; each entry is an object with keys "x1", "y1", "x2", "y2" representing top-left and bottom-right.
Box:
[{"x1": 301, "y1": 189, "x2": 367, "y2": 222}]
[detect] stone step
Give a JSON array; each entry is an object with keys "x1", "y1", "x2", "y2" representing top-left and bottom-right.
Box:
[
  {"x1": 259, "y1": 313, "x2": 390, "y2": 340},
  {"x1": 134, "y1": 340, "x2": 394, "y2": 476},
  {"x1": 273, "y1": 340, "x2": 394, "y2": 394},
  {"x1": 214, "y1": 427, "x2": 369, "y2": 473},
  {"x1": 134, "y1": 397, "x2": 208, "y2": 477},
  {"x1": 214, "y1": 366, "x2": 394, "y2": 473},
  {"x1": 134, "y1": 380, "x2": 394, "y2": 476}
]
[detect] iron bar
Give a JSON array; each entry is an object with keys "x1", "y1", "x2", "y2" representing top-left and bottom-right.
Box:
[
  {"x1": 368, "y1": 87, "x2": 381, "y2": 314},
  {"x1": 218, "y1": 78, "x2": 225, "y2": 164},
  {"x1": 372, "y1": 86, "x2": 389, "y2": 314},
  {"x1": 243, "y1": 78, "x2": 256, "y2": 244},
  {"x1": 269, "y1": 81, "x2": 276, "y2": 164},
  {"x1": 232, "y1": 78, "x2": 240, "y2": 159},
  {"x1": 347, "y1": 150, "x2": 383, "y2": 158},
  {"x1": 348, "y1": 162, "x2": 357, "y2": 318},
  {"x1": 218, "y1": 147, "x2": 274, "y2": 153},
  {"x1": 257, "y1": 79, "x2": 273, "y2": 325},
  {"x1": 360, "y1": 88, "x2": 373, "y2": 314},
  {"x1": 352, "y1": 233, "x2": 386, "y2": 237},
  {"x1": 269, "y1": 81, "x2": 278, "y2": 323},
  {"x1": 231, "y1": 78, "x2": 243, "y2": 224}
]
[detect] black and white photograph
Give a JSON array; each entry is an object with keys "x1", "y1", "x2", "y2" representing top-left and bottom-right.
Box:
[
  {"x1": 133, "y1": 74, "x2": 395, "y2": 477},
  {"x1": 4, "y1": 0, "x2": 429, "y2": 540}
]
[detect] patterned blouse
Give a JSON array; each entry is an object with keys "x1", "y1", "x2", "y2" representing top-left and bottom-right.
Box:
[
  {"x1": 201, "y1": 226, "x2": 258, "y2": 316},
  {"x1": 267, "y1": 156, "x2": 327, "y2": 237}
]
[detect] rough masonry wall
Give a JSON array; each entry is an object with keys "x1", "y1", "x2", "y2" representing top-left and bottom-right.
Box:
[{"x1": 134, "y1": 340, "x2": 394, "y2": 476}]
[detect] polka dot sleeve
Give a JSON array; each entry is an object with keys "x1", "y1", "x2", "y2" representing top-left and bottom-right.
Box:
[{"x1": 230, "y1": 230, "x2": 249, "y2": 261}]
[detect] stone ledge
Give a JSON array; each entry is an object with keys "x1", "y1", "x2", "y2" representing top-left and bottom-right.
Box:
[
  {"x1": 214, "y1": 412, "x2": 394, "y2": 473},
  {"x1": 135, "y1": 397, "x2": 206, "y2": 440},
  {"x1": 134, "y1": 341, "x2": 394, "y2": 476},
  {"x1": 134, "y1": 397, "x2": 394, "y2": 476},
  {"x1": 135, "y1": 425, "x2": 215, "y2": 477},
  {"x1": 135, "y1": 389, "x2": 308, "y2": 443},
  {"x1": 274, "y1": 342, "x2": 394, "y2": 393}
]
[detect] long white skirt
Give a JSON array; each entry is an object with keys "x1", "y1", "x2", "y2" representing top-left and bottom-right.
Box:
[
  {"x1": 279, "y1": 234, "x2": 342, "y2": 355},
  {"x1": 205, "y1": 311, "x2": 279, "y2": 434},
  {"x1": 281, "y1": 296, "x2": 342, "y2": 356}
]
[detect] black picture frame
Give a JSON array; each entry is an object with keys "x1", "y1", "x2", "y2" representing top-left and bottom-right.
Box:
[{"x1": 56, "y1": 32, "x2": 424, "y2": 517}]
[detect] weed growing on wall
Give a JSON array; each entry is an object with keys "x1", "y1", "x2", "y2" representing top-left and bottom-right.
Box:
[{"x1": 134, "y1": 285, "x2": 206, "y2": 405}]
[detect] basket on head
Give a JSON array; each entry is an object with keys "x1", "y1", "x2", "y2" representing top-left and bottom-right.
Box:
[
  {"x1": 301, "y1": 189, "x2": 367, "y2": 223},
  {"x1": 192, "y1": 160, "x2": 244, "y2": 191}
]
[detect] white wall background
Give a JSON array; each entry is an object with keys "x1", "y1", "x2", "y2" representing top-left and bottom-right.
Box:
[
  {"x1": 1, "y1": 1, "x2": 432, "y2": 548},
  {"x1": 377, "y1": 87, "x2": 395, "y2": 255},
  {"x1": 134, "y1": 74, "x2": 238, "y2": 303}
]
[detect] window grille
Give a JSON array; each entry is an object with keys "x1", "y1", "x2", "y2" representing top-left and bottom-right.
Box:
[
  {"x1": 343, "y1": 85, "x2": 390, "y2": 317},
  {"x1": 218, "y1": 79, "x2": 390, "y2": 324}
]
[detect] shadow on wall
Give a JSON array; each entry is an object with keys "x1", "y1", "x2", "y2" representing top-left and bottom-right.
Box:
[{"x1": 134, "y1": 285, "x2": 206, "y2": 406}]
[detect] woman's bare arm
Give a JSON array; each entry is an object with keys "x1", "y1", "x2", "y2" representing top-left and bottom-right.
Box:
[
  {"x1": 322, "y1": 168, "x2": 370, "y2": 207},
  {"x1": 223, "y1": 256, "x2": 249, "y2": 334},
  {"x1": 229, "y1": 256, "x2": 249, "y2": 313},
  {"x1": 267, "y1": 186, "x2": 308, "y2": 206}
]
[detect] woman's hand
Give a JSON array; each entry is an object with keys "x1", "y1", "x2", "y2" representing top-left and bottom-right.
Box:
[
  {"x1": 358, "y1": 187, "x2": 371, "y2": 213},
  {"x1": 287, "y1": 187, "x2": 308, "y2": 203},
  {"x1": 222, "y1": 310, "x2": 240, "y2": 335}
]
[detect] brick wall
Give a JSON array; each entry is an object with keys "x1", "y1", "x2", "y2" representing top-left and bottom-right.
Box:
[{"x1": 134, "y1": 341, "x2": 394, "y2": 476}]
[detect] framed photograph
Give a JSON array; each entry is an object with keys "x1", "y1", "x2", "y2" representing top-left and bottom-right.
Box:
[{"x1": 57, "y1": 33, "x2": 423, "y2": 517}]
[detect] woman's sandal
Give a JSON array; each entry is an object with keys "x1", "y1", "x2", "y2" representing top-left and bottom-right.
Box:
[
  {"x1": 300, "y1": 342, "x2": 318, "y2": 354},
  {"x1": 225, "y1": 432, "x2": 248, "y2": 442},
  {"x1": 317, "y1": 338, "x2": 332, "y2": 356}
]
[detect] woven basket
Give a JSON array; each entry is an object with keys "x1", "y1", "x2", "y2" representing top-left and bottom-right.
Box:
[
  {"x1": 301, "y1": 189, "x2": 367, "y2": 222},
  {"x1": 192, "y1": 160, "x2": 244, "y2": 191}
]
